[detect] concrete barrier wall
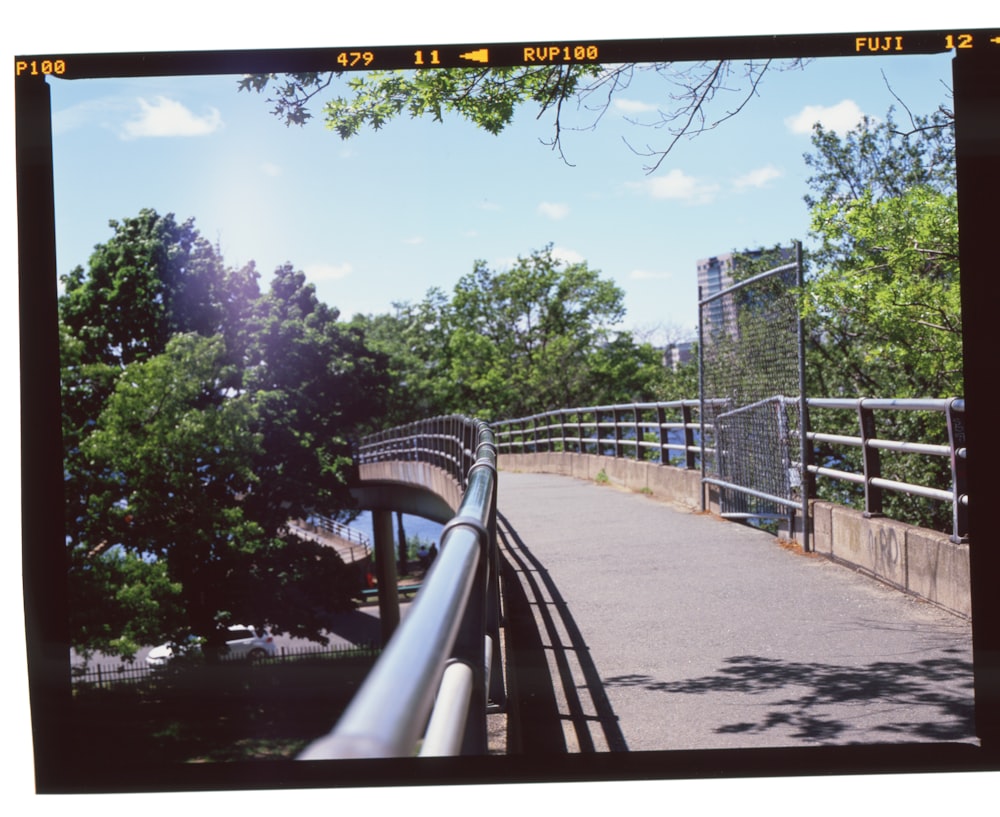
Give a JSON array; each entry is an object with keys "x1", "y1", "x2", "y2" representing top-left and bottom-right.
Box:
[
  {"x1": 499, "y1": 451, "x2": 705, "y2": 510},
  {"x1": 358, "y1": 460, "x2": 464, "y2": 515},
  {"x1": 499, "y1": 452, "x2": 970, "y2": 619},
  {"x1": 809, "y1": 501, "x2": 970, "y2": 618}
]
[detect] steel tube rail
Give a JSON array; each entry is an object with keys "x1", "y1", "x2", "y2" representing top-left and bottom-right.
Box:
[
  {"x1": 702, "y1": 476, "x2": 802, "y2": 510},
  {"x1": 298, "y1": 527, "x2": 481, "y2": 759},
  {"x1": 495, "y1": 395, "x2": 967, "y2": 540},
  {"x1": 299, "y1": 417, "x2": 498, "y2": 759},
  {"x1": 419, "y1": 661, "x2": 474, "y2": 756}
]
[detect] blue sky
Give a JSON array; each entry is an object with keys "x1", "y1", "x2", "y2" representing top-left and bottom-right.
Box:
[{"x1": 47, "y1": 49, "x2": 955, "y2": 342}]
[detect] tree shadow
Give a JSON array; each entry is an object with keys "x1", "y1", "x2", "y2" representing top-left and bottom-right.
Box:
[
  {"x1": 604, "y1": 651, "x2": 975, "y2": 743},
  {"x1": 498, "y1": 511, "x2": 629, "y2": 753}
]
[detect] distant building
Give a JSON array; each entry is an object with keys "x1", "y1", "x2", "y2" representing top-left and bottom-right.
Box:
[
  {"x1": 662, "y1": 341, "x2": 693, "y2": 371},
  {"x1": 697, "y1": 247, "x2": 794, "y2": 339}
]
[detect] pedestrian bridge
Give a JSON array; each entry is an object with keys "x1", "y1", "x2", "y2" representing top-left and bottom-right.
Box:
[{"x1": 298, "y1": 404, "x2": 976, "y2": 766}]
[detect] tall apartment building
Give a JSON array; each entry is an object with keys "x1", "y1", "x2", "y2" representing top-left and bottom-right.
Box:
[
  {"x1": 697, "y1": 253, "x2": 738, "y2": 339},
  {"x1": 697, "y1": 247, "x2": 794, "y2": 339}
]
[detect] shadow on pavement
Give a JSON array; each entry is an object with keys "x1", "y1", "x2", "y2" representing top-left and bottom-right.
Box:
[
  {"x1": 498, "y1": 510, "x2": 628, "y2": 754},
  {"x1": 603, "y1": 650, "x2": 976, "y2": 743}
]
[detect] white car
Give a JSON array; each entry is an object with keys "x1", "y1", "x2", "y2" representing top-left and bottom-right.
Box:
[{"x1": 145, "y1": 625, "x2": 276, "y2": 669}]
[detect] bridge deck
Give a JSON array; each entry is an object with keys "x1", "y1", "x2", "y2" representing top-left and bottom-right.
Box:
[{"x1": 496, "y1": 470, "x2": 975, "y2": 754}]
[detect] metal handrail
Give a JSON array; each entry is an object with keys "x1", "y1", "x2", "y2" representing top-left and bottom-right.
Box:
[
  {"x1": 493, "y1": 396, "x2": 967, "y2": 542},
  {"x1": 298, "y1": 417, "x2": 499, "y2": 759}
]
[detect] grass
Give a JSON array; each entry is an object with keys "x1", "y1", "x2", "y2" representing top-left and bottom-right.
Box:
[{"x1": 595, "y1": 468, "x2": 610, "y2": 485}]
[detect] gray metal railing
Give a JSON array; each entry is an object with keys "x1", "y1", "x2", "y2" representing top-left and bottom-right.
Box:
[
  {"x1": 493, "y1": 401, "x2": 703, "y2": 468},
  {"x1": 805, "y1": 397, "x2": 967, "y2": 542},
  {"x1": 357, "y1": 414, "x2": 481, "y2": 485},
  {"x1": 299, "y1": 416, "x2": 501, "y2": 759},
  {"x1": 493, "y1": 397, "x2": 968, "y2": 542},
  {"x1": 289, "y1": 515, "x2": 372, "y2": 563}
]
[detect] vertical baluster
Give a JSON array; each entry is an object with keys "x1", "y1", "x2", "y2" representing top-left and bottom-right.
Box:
[{"x1": 858, "y1": 400, "x2": 883, "y2": 517}]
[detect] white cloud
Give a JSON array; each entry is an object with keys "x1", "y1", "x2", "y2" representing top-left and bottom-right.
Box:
[
  {"x1": 627, "y1": 169, "x2": 720, "y2": 205},
  {"x1": 550, "y1": 246, "x2": 585, "y2": 265},
  {"x1": 733, "y1": 164, "x2": 783, "y2": 190},
  {"x1": 537, "y1": 201, "x2": 569, "y2": 220},
  {"x1": 614, "y1": 98, "x2": 658, "y2": 115},
  {"x1": 304, "y1": 261, "x2": 352, "y2": 282},
  {"x1": 260, "y1": 162, "x2": 282, "y2": 177},
  {"x1": 629, "y1": 269, "x2": 673, "y2": 281},
  {"x1": 121, "y1": 96, "x2": 222, "y2": 139},
  {"x1": 52, "y1": 97, "x2": 118, "y2": 135},
  {"x1": 785, "y1": 100, "x2": 868, "y2": 136},
  {"x1": 403, "y1": 236, "x2": 425, "y2": 245}
]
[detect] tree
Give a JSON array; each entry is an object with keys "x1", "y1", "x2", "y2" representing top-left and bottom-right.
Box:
[
  {"x1": 803, "y1": 106, "x2": 955, "y2": 207},
  {"x1": 801, "y1": 109, "x2": 961, "y2": 532},
  {"x1": 447, "y1": 245, "x2": 630, "y2": 416},
  {"x1": 348, "y1": 290, "x2": 457, "y2": 425},
  {"x1": 357, "y1": 245, "x2": 665, "y2": 420},
  {"x1": 62, "y1": 211, "x2": 390, "y2": 658},
  {"x1": 239, "y1": 59, "x2": 808, "y2": 170}
]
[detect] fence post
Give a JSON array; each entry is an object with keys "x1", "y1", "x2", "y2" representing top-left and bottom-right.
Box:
[
  {"x1": 613, "y1": 407, "x2": 623, "y2": 458},
  {"x1": 633, "y1": 406, "x2": 642, "y2": 461},
  {"x1": 947, "y1": 398, "x2": 968, "y2": 543},
  {"x1": 682, "y1": 402, "x2": 697, "y2": 470},
  {"x1": 857, "y1": 401, "x2": 883, "y2": 517}
]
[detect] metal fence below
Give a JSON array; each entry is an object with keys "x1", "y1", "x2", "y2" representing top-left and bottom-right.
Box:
[{"x1": 71, "y1": 641, "x2": 382, "y2": 689}]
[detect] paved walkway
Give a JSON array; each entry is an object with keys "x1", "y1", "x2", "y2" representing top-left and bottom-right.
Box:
[{"x1": 496, "y1": 471, "x2": 976, "y2": 754}]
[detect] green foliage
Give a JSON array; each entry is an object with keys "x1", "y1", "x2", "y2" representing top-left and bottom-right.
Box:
[
  {"x1": 805, "y1": 186, "x2": 961, "y2": 397},
  {"x1": 801, "y1": 108, "x2": 961, "y2": 531},
  {"x1": 802, "y1": 107, "x2": 955, "y2": 207},
  {"x1": 349, "y1": 290, "x2": 456, "y2": 425},
  {"x1": 239, "y1": 61, "x2": 807, "y2": 168},
  {"x1": 321, "y1": 66, "x2": 599, "y2": 138},
  {"x1": 69, "y1": 546, "x2": 184, "y2": 662},
  {"x1": 241, "y1": 65, "x2": 601, "y2": 137},
  {"x1": 354, "y1": 245, "x2": 667, "y2": 421},
  {"x1": 63, "y1": 210, "x2": 390, "y2": 656}
]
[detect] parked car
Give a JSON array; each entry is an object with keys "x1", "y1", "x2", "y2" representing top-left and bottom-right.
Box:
[{"x1": 145, "y1": 625, "x2": 276, "y2": 669}]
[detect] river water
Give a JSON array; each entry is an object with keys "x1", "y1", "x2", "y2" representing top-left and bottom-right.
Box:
[{"x1": 344, "y1": 510, "x2": 443, "y2": 548}]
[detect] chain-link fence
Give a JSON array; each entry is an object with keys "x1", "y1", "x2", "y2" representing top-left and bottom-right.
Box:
[{"x1": 698, "y1": 244, "x2": 808, "y2": 544}]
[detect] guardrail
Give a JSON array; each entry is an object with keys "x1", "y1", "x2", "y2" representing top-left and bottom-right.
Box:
[
  {"x1": 493, "y1": 397, "x2": 967, "y2": 542},
  {"x1": 357, "y1": 415, "x2": 482, "y2": 483},
  {"x1": 806, "y1": 397, "x2": 967, "y2": 542},
  {"x1": 299, "y1": 416, "x2": 502, "y2": 759},
  {"x1": 289, "y1": 515, "x2": 372, "y2": 563}
]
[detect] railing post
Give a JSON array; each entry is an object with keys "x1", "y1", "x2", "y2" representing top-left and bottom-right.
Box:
[
  {"x1": 655, "y1": 404, "x2": 666, "y2": 465},
  {"x1": 682, "y1": 402, "x2": 696, "y2": 470},
  {"x1": 633, "y1": 406, "x2": 642, "y2": 461},
  {"x1": 858, "y1": 400, "x2": 883, "y2": 517},
  {"x1": 947, "y1": 398, "x2": 968, "y2": 542},
  {"x1": 613, "y1": 407, "x2": 623, "y2": 458}
]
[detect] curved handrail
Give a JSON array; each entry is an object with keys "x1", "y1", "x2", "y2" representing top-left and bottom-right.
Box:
[{"x1": 298, "y1": 416, "x2": 500, "y2": 759}]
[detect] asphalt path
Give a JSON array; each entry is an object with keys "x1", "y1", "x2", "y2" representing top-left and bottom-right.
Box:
[{"x1": 496, "y1": 470, "x2": 976, "y2": 754}]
